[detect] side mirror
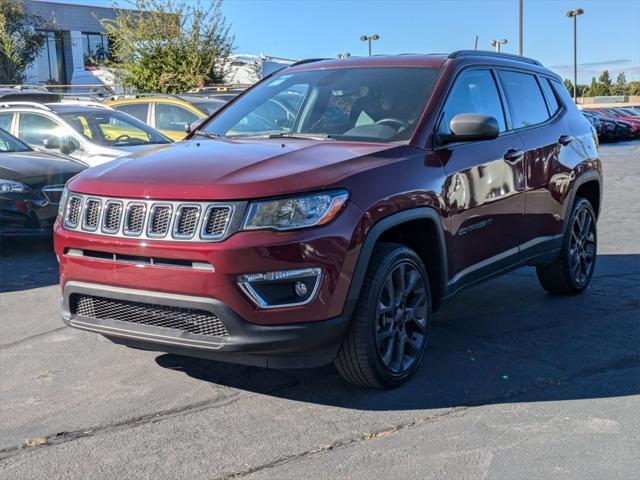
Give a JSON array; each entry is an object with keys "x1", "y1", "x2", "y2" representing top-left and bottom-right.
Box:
[
  {"x1": 440, "y1": 113, "x2": 500, "y2": 144},
  {"x1": 43, "y1": 136, "x2": 60, "y2": 149},
  {"x1": 60, "y1": 137, "x2": 80, "y2": 155},
  {"x1": 184, "y1": 119, "x2": 205, "y2": 134}
]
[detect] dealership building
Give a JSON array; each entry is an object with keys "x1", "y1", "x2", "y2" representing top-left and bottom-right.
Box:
[{"x1": 24, "y1": 0, "x2": 118, "y2": 85}]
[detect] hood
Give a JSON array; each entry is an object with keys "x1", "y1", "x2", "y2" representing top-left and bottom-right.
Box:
[
  {"x1": 68, "y1": 138, "x2": 402, "y2": 200},
  {"x1": 0, "y1": 150, "x2": 86, "y2": 188}
]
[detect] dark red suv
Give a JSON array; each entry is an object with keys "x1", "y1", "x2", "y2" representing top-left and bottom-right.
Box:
[{"x1": 54, "y1": 51, "x2": 602, "y2": 388}]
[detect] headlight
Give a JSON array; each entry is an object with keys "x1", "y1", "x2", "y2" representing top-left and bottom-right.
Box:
[
  {"x1": 242, "y1": 190, "x2": 349, "y2": 231},
  {"x1": 57, "y1": 187, "x2": 69, "y2": 219},
  {"x1": 0, "y1": 179, "x2": 31, "y2": 194}
]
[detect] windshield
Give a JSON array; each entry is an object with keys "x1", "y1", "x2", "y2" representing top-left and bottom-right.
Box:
[
  {"x1": 58, "y1": 109, "x2": 170, "y2": 147},
  {"x1": 0, "y1": 128, "x2": 31, "y2": 153},
  {"x1": 190, "y1": 100, "x2": 226, "y2": 115},
  {"x1": 202, "y1": 67, "x2": 441, "y2": 143}
]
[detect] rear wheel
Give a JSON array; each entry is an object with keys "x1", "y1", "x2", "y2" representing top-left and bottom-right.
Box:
[
  {"x1": 335, "y1": 243, "x2": 431, "y2": 388},
  {"x1": 536, "y1": 197, "x2": 597, "y2": 294}
]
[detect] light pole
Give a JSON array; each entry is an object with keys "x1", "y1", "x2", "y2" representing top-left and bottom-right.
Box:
[
  {"x1": 518, "y1": 0, "x2": 523, "y2": 55},
  {"x1": 567, "y1": 8, "x2": 584, "y2": 103},
  {"x1": 360, "y1": 34, "x2": 380, "y2": 56},
  {"x1": 337, "y1": 53, "x2": 351, "y2": 59},
  {"x1": 490, "y1": 39, "x2": 507, "y2": 52}
]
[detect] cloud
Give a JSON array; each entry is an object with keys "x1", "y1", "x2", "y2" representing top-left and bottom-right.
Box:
[{"x1": 548, "y1": 59, "x2": 640, "y2": 82}]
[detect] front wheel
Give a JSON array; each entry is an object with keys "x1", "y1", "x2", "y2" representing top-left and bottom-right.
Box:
[
  {"x1": 536, "y1": 197, "x2": 597, "y2": 294},
  {"x1": 335, "y1": 243, "x2": 431, "y2": 388}
]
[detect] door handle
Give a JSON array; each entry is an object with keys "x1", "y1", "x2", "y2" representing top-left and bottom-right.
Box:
[
  {"x1": 558, "y1": 134, "x2": 574, "y2": 146},
  {"x1": 503, "y1": 148, "x2": 524, "y2": 163}
]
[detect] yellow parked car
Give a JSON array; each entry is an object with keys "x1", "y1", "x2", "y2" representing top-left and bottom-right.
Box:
[{"x1": 104, "y1": 94, "x2": 227, "y2": 141}]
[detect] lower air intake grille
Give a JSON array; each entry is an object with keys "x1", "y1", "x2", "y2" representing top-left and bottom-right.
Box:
[{"x1": 71, "y1": 294, "x2": 229, "y2": 337}]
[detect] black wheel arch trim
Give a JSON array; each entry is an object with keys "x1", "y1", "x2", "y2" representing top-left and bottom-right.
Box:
[
  {"x1": 342, "y1": 207, "x2": 448, "y2": 319},
  {"x1": 561, "y1": 170, "x2": 602, "y2": 238}
]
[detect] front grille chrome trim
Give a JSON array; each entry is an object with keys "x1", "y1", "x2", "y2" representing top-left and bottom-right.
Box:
[
  {"x1": 82, "y1": 198, "x2": 102, "y2": 232},
  {"x1": 173, "y1": 204, "x2": 202, "y2": 240},
  {"x1": 147, "y1": 203, "x2": 173, "y2": 239},
  {"x1": 62, "y1": 193, "x2": 243, "y2": 243},
  {"x1": 101, "y1": 200, "x2": 123, "y2": 234}
]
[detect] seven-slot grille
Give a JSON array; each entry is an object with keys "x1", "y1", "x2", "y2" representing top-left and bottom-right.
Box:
[
  {"x1": 71, "y1": 294, "x2": 229, "y2": 337},
  {"x1": 63, "y1": 193, "x2": 236, "y2": 242}
]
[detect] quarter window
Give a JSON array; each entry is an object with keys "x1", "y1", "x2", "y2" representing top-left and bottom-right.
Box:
[
  {"x1": 498, "y1": 71, "x2": 550, "y2": 128},
  {"x1": 438, "y1": 69, "x2": 506, "y2": 135},
  {"x1": 155, "y1": 103, "x2": 199, "y2": 132},
  {"x1": 539, "y1": 78, "x2": 560, "y2": 116}
]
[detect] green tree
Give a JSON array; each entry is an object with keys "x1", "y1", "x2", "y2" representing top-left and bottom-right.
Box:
[
  {"x1": 102, "y1": 0, "x2": 235, "y2": 93},
  {"x1": 628, "y1": 81, "x2": 640, "y2": 96},
  {"x1": 613, "y1": 72, "x2": 628, "y2": 96},
  {"x1": 0, "y1": 0, "x2": 46, "y2": 84},
  {"x1": 597, "y1": 70, "x2": 613, "y2": 96},
  {"x1": 563, "y1": 78, "x2": 574, "y2": 94}
]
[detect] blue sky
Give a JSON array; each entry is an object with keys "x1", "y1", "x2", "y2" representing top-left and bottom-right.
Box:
[{"x1": 37, "y1": 0, "x2": 640, "y2": 83}]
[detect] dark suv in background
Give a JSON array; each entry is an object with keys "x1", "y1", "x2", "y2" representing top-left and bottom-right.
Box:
[{"x1": 55, "y1": 51, "x2": 602, "y2": 388}]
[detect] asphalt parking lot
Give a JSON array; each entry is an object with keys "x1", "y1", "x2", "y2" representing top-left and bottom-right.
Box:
[{"x1": 1, "y1": 140, "x2": 639, "y2": 479}]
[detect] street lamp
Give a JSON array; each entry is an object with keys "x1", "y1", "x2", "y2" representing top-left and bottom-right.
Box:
[
  {"x1": 567, "y1": 8, "x2": 584, "y2": 103},
  {"x1": 337, "y1": 53, "x2": 351, "y2": 59},
  {"x1": 490, "y1": 39, "x2": 507, "y2": 52},
  {"x1": 360, "y1": 34, "x2": 380, "y2": 56}
]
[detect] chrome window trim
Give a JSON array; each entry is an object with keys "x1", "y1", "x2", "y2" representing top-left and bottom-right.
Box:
[{"x1": 61, "y1": 192, "x2": 243, "y2": 243}]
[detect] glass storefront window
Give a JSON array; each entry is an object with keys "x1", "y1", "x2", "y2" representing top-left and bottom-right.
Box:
[
  {"x1": 35, "y1": 32, "x2": 65, "y2": 84},
  {"x1": 82, "y1": 33, "x2": 109, "y2": 67}
]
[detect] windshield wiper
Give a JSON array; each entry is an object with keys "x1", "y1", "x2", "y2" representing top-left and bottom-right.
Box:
[
  {"x1": 193, "y1": 130, "x2": 224, "y2": 140},
  {"x1": 266, "y1": 132, "x2": 333, "y2": 141}
]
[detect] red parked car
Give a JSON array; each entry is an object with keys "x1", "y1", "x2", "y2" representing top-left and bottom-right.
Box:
[
  {"x1": 54, "y1": 52, "x2": 602, "y2": 388},
  {"x1": 585, "y1": 107, "x2": 640, "y2": 137}
]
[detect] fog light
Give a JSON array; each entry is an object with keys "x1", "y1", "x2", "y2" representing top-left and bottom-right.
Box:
[{"x1": 237, "y1": 268, "x2": 321, "y2": 309}]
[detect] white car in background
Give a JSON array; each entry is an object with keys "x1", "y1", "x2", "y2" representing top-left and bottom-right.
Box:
[{"x1": 0, "y1": 101, "x2": 172, "y2": 167}]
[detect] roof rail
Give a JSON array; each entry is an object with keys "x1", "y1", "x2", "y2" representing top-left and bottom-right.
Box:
[
  {"x1": 58, "y1": 99, "x2": 111, "y2": 109},
  {"x1": 0, "y1": 101, "x2": 52, "y2": 110},
  {"x1": 290, "y1": 58, "x2": 329, "y2": 67},
  {"x1": 101, "y1": 93, "x2": 183, "y2": 102},
  {"x1": 448, "y1": 50, "x2": 543, "y2": 66}
]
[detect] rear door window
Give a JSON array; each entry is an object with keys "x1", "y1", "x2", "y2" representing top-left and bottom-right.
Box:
[
  {"x1": 498, "y1": 70, "x2": 550, "y2": 129},
  {"x1": 114, "y1": 103, "x2": 149, "y2": 123},
  {"x1": 18, "y1": 113, "x2": 61, "y2": 147},
  {"x1": 438, "y1": 69, "x2": 507, "y2": 135},
  {"x1": 0, "y1": 113, "x2": 13, "y2": 132},
  {"x1": 155, "y1": 103, "x2": 199, "y2": 132}
]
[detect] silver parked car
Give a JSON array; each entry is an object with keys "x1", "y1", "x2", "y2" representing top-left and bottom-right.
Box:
[{"x1": 0, "y1": 101, "x2": 172, "y2": 167}]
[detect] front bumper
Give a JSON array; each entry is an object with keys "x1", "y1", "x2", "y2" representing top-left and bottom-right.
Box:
[
  {"x1": 62, "y1": 281, "x2": 350, "y2": 368},
  {"x1": 1, "y1": 197, "x2": 57, "y2": 236}
]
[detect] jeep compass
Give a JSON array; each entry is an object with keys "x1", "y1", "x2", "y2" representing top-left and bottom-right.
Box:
[{"x1": 54, "y1": 51, "x2": 602, "y2": 388}]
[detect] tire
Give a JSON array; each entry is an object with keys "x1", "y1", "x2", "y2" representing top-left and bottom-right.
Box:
[
  {"x1": 536, "y1": 197, "x2": 597, "y2": 294},
  {"x1": 335, "y1": 243, "x2": 432, "y2": 388}
]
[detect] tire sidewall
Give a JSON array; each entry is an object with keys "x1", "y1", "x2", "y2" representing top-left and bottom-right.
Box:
[
  {"x1": 565, "y1": 198, "x2": 598, "y2": 291},
  {"x1": 364, "y1": 247, "x2": 432, "y2": 387}
]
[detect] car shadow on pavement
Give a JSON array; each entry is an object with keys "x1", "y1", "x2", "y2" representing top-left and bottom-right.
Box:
[
  {"x1": 156, "y1": 253, "x2": 640, "y2": 411},
  {"x1": 0, "y1": 237, "x2": 59, "y2": 292}
]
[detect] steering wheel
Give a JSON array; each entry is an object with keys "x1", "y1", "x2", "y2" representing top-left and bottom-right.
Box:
[
  {"x1": 375, "y1": 118, "x2": 410, "y2": 130},
  {"x1": 113, "y1": 134, "x2": 131, "y2": 144}
]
